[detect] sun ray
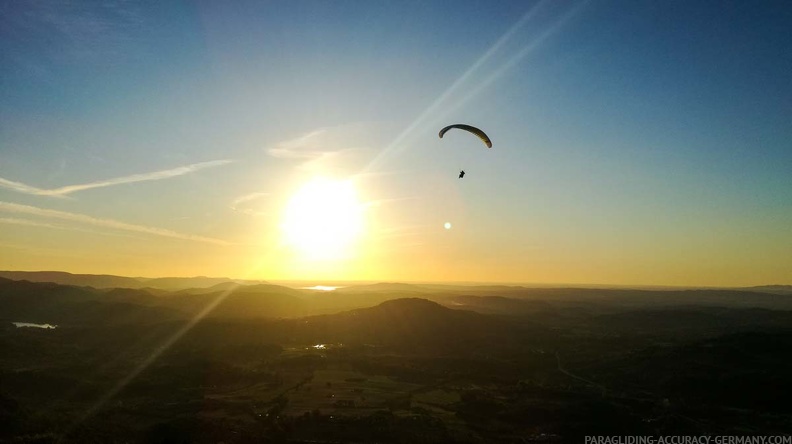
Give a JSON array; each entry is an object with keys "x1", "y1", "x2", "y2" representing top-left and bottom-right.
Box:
[{"x1": 359, "y1": 0, "x2": 564, "y2": 175}]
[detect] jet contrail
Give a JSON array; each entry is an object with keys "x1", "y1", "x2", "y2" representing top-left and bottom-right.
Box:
[
  {"x1": 0, "y1": 159, "x2": 234, "y2": 197},
  {"x1": 0, "y1": 201, "x2": 231, "y2": 246}
]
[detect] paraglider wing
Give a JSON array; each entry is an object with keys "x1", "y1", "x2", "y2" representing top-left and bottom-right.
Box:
[{"x1": 438, "y1": 124, "x2": 492, "y2": 148}]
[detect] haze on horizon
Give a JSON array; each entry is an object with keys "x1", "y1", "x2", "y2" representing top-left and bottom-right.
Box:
[{"x1": 1, "y1": 1, "x2": 790, "y2": 287}]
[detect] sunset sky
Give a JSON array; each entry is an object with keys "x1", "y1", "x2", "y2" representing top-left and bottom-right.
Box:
[{"x1": 1, "y1": 0, "x2": 790, "y2": 286}]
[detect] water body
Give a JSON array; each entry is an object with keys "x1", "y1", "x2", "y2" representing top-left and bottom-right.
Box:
[
  {"x1": 13, "y1": 322, "x2": 57, "y2": 329},
  {"x1": 301, "y1": 286, "x2": 342, "y2": 291}
]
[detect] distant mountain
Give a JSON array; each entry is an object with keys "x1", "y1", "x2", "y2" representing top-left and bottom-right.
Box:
[
  {"x1": 744, "y1": 285, "x2": 792, "y2": 295},
  {"x1": 0, "y1": 271, "x2": 268, "y2": 290},
  {"x1": 0, "y1": 276, "x2": 383, "y2": 324},
  {"x1": 142, "y1": 276, "x2": 269, "y2": 291},
  {"x1": 290, "y1": 298, "x2": 537, "y2": 354},
  {"x1": 0, "y1": 271, "x2": 144, "y2": 289},
  {"x1": 482, "y1": 287, "x2": 792, "y2": 310},
  {"x1": 338, "y1": 282, "x2": 525, "y2": 295},
  {"x1": 173, "y1": 281, "x2": 248, "y2": 295},
  {"x1": 3, "y1": 272, "x2": 790, "y2": 334},
  {"x1": 339, "y1": 284, "x2": 792, "y2": 311},
  {"x1": 439, "y1": 294, "x2": 554, "y2": 315},
  {"x1": 161, "y1": 284, "x2": 311, "y2": 319},
  {"x1": 337, "y1": 282, "x2": 434, "y2": 293},
  {"x1": 0, "y1": 277, "x2": 311, "y2": 325},
  {"x1": 354, "y1": 297, "x2": 457, "y2": 317},
  {"x1": 0, "y1": 277, "x2": 181, "y2": 325}
]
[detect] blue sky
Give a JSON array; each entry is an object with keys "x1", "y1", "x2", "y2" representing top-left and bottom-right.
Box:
[{"x1": 1, "y1": 0, "x2": 790, "y2": 285}]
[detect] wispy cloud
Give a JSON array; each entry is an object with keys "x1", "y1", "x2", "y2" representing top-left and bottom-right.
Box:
[
  {"x1": 0, "y1": 202, "x2": 231, "y2": 246},
  {"x1": 0, "y1": 178, "x2": 47, "y2": 196},
  {"x1": 0, "y1": 159, "x2": 234, "y2": 197},
  {"x1": 268, "y1": 129, "x2": 346, "y2": 172},
  {"x1": 0, "y1": 217, "x2": 143, "y2": 239},
  {"x1": 230, "y1": 192, "x2": 269, "y2": 216},
  {"x1": 0, "y1": 217, "x2": 68, "y2": 230},
  {"x1": 267, "y1": 129, "x2": 330, "y2": 160},
  {"x1": 267, "y1": 123, "x2": 385, "y2": 174}
]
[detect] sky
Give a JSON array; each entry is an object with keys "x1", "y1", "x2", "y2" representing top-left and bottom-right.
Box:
[{"x1": 1, "y1": 0, "x2": 790, "y2": 286}]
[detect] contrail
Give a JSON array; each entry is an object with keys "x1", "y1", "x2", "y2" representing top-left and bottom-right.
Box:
[
  {"x1": 0, "y1": 177, "x2": 48, "y2": 196},
  {"x1": 0, "y1": 201, "x2": 231, "y2": 246},
  {"x1": 0, "y1": 159, "x2": 234, "y2": 197}
]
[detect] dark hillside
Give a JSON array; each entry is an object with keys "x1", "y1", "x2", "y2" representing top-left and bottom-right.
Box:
[
  {"x1": 0, "y1": 278, "x2": 181, "y2": 325},
  {"x1": 291, "y1": 298, "x2": 542, "y2": 354},
  {"x1": 160, "y1": 285, "x2": 310, "y2": 319}
]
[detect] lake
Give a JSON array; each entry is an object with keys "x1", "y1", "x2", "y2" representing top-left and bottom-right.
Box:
[{"x1": 13, "y1": 322, "x2": 57, "y2": 329}]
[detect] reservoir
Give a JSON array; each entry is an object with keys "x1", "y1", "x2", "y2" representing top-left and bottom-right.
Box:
[
  {"x1": 301, "y1": 286, "x2": 342, "y2": 291},
  {"x1": 13, "y1": 322, "x2": 57, "y2": 329}
]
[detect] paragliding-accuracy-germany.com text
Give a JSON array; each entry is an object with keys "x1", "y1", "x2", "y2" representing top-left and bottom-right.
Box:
[{"x1": 585, "y1": 436, "x2": 792, "y2": 444}]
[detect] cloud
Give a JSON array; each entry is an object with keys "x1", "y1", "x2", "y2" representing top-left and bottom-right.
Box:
[
  {"x1": 0, "y1": 159, "x2": 234, "y2": 197},
  {"x1": 230, "y1": 192, "x2": 270, "y2": 216},
  {"x1": 267, "y1": 123, "x2": 386, "y2": 174},
  {"x1": 0, "y1": 217, "x2": 143, "y2": 239},
  {"x1": 0, "y1": 202, "x2": 231, "y2": 246},
  {"x1": 0, "y1": 178, "x2": 48, "y2": 196},
  {"x1": 267, "y1": 129, "x2": 330, "y2": 160},
  {"x1": 0, "y1": 217, "x2": 66, "y2": 230}
]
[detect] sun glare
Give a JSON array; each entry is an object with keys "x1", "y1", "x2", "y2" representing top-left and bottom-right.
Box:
[{"x1": 281, "y1": 178, "x2": 364, "y2": 261}]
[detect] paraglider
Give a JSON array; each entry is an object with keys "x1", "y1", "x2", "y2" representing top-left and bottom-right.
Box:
[
  {"x1": 439, "y1": 124, "x2": 491, "y2": 178},
  {"x1": 438, "y1": 124, "x2": 492, "y2": 148}
]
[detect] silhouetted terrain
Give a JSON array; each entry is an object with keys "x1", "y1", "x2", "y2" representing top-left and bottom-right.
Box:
[
  {"x1": 0, "y1": 271, "x2": 269, "y2": 291},
  {"x1": 1, "y1": 274, "x2": 791, "y2": 443},
  {"x1": 745, "y1": 285, "x2": 792, "y2": 295}
]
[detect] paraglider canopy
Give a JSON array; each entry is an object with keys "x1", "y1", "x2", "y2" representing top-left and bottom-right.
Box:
[{"x1": 438, "y1": 124, "x2": 492, "y2": 148}]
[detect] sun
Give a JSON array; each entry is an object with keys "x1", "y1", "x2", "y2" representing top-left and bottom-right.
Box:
[{"x1": 281, "y1": 178, "x2": 364, "y2": 261}]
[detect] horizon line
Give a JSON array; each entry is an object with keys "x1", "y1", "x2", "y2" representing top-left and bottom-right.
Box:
[{"x1": 0, "y1": 269, "x2": 787, "y2": 290}]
